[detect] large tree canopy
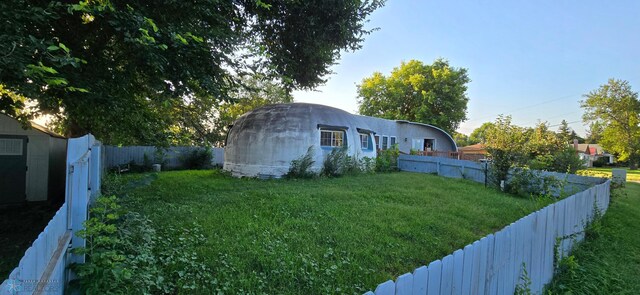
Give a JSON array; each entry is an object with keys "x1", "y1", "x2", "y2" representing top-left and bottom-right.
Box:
[
  {"x1": 0, "y1": 0, "x2": 384, "y2": 144},
  {"x1": 582, "y1": 79, "x2": 640, "y2": 168},
  {"x1": 357, "y1": 59, "x2": 470, "y2": 133}
]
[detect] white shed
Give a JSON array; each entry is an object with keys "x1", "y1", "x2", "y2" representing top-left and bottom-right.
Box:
[{"x1": 0, "y1": 114, "x2": 67, "y2": 204}]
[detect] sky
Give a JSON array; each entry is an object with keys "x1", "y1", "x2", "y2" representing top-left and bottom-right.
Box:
[{"x1": 292, "y1": 0, "x2": 640, "y2": 137}]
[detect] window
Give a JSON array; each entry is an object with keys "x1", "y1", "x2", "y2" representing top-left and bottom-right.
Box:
[
  {"x1": 375, "y1": 135, "x2": 380, "y2": 150},
  {"x1": 382, "y1": 136, "x2": 389, "y2": 150},
  {"x1": 0, "y1": 139, "x2": 23, "y2": 156},
  {"x1": 390, "y1": 136, "x2": 396, "y2": 147},
  {"x1": 320, "y1": 130, "x2": 345, "y2": 147},
  {"x1": 359, "y1": 133, "x2": 370, "y2": 150}
]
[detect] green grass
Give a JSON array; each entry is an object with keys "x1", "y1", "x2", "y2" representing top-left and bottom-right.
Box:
[
  {"x1": 547, "y1": 183, "x2": 640, "y2": 294},
  {"x1": 120, "y1": 170, "x2": 542, "y2": 294},
  {"x1": 578, "y1": 167, "x2": 640, "y2": 182}
]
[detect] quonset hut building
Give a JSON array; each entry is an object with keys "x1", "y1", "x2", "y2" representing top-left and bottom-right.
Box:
[{"x1": 223, "y1": 103, "x2": 457, "y2": 177}]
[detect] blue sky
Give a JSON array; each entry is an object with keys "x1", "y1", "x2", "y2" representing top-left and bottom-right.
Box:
[{"x1": 292, "y1": 0, "x2": 640, "y2": 137}]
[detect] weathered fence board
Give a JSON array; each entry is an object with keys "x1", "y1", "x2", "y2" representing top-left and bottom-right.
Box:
[
  {"x1": 365, "y1": 156, "x2": 611, "y2": 295},
  {"x1": 1, "y1": 134, "x2": 102, "y2": 295}
]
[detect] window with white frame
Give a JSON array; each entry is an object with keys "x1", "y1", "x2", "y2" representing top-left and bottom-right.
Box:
[
  {"x1": 359, "y1": 133, "x2": 370, "y2": 150},
  {"x1": 382, "y1": 136, "x2": 389, "y2": 150},
  {"x1": 375, "y1": 135, "x2": 380, "y2": 150},
  {"x1": 390, "y1": 136, "x2": 396, "y2": 147},
  {"x1": 320, "y1": 130, "x2": 346, "y2": 147}
]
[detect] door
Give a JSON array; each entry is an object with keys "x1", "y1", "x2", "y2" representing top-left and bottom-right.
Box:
[
  {"x1": 424, "y1": 139, "x2": 435, "y2": 152},
  {"x1": 0, "y1": 135, "x2": 28, "y2": 204}
]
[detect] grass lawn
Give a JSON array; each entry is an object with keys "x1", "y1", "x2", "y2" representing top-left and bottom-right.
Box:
[
  {"x1": 547, "y1": 182, "x2": 640, "y2": 294},
  {"x1": 119, "y1": 170, "x2": 543, "y2": 294},
  {"x1": 578, "y1": 167, "x2": 640, "y2": 182}
]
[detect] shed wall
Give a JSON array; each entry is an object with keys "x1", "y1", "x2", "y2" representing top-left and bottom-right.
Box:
[{"x1": 0, "y1": 115, "x2": 66, "y2": 202}]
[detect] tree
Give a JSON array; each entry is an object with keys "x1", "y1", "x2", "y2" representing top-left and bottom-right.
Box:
[
  {"x1": 585, "y1": 122, "x2": 604, "y2": 144},
  {"x1": 484, "y1": 115, "x2": 527, "y2": 186},
  {"x1": 0, "y1": 0, "x2": 384, "y2": 144},
  {"x1": 581, "y1": 79, "x2": 640, "y2": 168},
  {"x1": 469, "y1": 122, "x2": 496, "y2": 145},
  {"x1": 569, "y1": 130, "x2": 585, "y2": 144},
  {"x1": 556, "y1": 119, "x2": 572, "y2": 144},
  {"x1": 452, "y1": 132, "x2": 470, "y2": 147},
  {"x1": 211, "y1": 75, "x2": 293, "y2": 146},
  {"x1": 526, "y1": 121, "x2": 563, "y2": 158},
  {"x1": 357, "y1": 59, "x2": 470, "y2": 133}
]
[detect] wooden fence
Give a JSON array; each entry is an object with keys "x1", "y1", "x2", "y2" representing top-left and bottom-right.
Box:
[
  {"x1": 363, "y1": 155, "x2": 611, "y2": 295},
  {"x1": 0, "y1": 134, "x2": 101, "y2": 295},
  {"x1": 104, "y1": 145, "x2": 224, "y2": 170},
  {"x1": 412, "y1": 151, "x2": 487, "y2": 162}
]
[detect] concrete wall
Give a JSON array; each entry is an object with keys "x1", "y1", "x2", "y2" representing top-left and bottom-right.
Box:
[
  {"x1": 225, "y1": 104, "x2": 378, "y2": 177},
  {"x1": 224, "y1": 103, "x2": 457, "y2": 178}
]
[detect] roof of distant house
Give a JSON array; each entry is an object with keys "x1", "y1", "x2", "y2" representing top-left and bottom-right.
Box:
[
  {"x1": 458, "y1": 143, "x2": 486, "y2": 152},
  {"x1": 574, "y1": 143, "x2": 605, "y2": 155}
]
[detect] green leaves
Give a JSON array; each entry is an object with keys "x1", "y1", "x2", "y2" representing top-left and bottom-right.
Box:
[
  {"x1": 357, "y1": 59, "x2": 470, "y2": 133},
  {"x1": 581, "y1": 79, "x2": 640, "y2": 165}
]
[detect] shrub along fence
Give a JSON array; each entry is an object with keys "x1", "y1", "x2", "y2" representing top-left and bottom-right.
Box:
[
  {"x1": 104, "y1": 146, "x2": 224, "y2": 170},
  {"x1": 398, "y1": 155, "x2": 603, "y2": 195},
  {"x1": 363, "y1": 155, "x2": 611, "y2": 295},
  {"x1": 0, "y1": 134, "x2": 102, "y2": 295}
]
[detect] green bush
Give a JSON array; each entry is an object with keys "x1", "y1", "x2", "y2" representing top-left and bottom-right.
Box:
[
  {"x1": 322, "y1": 147, "x2": 349, "y2": 177},
  {"x1": 180, "y1": 147, "x2": 213, "y2": 170},
  {"x1": 375, "y1": 144, "x2": 399, "y2": 172},
  {"x1": 592, "y1": 156, "x2": 608, "y2": 168},
  {"x1": 551, "y1": 147, "x2": 585, "y2": 173},
  {"x1": 507, "y1": 168, "x2": 565, "y2": 198},
  {"x1": 286, "y1": 146, "x2": 317, "y2": 179},
  {"x1": 527, "y1": 147, "x2": 584, "y2": 174}
]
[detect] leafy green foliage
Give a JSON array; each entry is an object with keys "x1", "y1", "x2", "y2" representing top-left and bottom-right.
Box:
[
  {"x1": 485, "y1": 115, "x2": 585, "y2": 188},
  {"x1": 514, "y1": 263, "x2": 532, "y2": 295},
  {"x1": 322, "y1": 147, "x2": 350, "y2": 177},
  {"x1": 71, "y1": 194, "x2": 214, "y2": 294},
  {"x1": 286, "y1": 146, "x2": 317, "y2": 179},
  {"x1": 120, "y1": 170, "x2": 541, "y2": 294},
  {"x1": 208, "y1": 75, "x2": 294, "y2": 145},
  {"x1": 528, "y1": 147, "x2": 584, "y2": 174},
  {"x1": 357, "y1": 59, "x2": 470, "y2": 133},
  {"x1": 469, "y1": 122, "x2": 496, "y2": 145},
  {"x1": 1, "y1": 0, "x2": 384, "y2": 145},
  {"x1": 506, "y1": 168, "x2": 566, "y2": 198},
  {"x1": 180, "y1": 148, "x2": 213, "y2": 170},
  {"x1": 581, "y1": 79, "x2": 640, "y2": 168},
  {"x1": 375, "y1": 144, "x2": 400, "y2": 172}
]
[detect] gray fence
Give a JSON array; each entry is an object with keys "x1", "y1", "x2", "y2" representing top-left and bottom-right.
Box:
[
  {"x1": 363, "y1": 155, "x2": 611, "y2": 295},
  {"x1": 104, "y1": 146, "x2": 224, "y2": 170},
  {"x1": 398, "y1": 155, "x2": 604, "y2": 195},
  {"x1": 1, "y1": 134, "x2": 102, "y2": 295}
]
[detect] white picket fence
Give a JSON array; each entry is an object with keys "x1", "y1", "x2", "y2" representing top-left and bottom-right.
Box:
[
  {"x1": 1, "y1": 134, "x2": 101, "y2": 295},
  {"x1": 364, "y1": 156, "x2": 611, "y2": 295},
  {"x1": 103, "y1": 145, "x2": 224, "y2": 169}
]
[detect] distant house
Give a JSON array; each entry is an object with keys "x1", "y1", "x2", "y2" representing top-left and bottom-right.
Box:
[
  {"x1": 0, "y1": 114, "x2": 67, "y2": 205},
  {"x1": 457, "y1": 143, "x2": 489, "y2": 161},
  {"x1": 571, "y1": 140, "x2": 614, "y2": 167},
  {"x1": 224, "y1": 103, "x2": 457, "y2": 177}
]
